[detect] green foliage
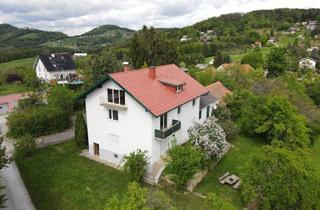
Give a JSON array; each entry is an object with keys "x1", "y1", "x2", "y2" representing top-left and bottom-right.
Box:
[
  {"x1": 241, "y1": 49, "x2": 264, "y2": 69},
  {"x1": 195, "y1": 69, "x2": 214, "y2": 86},
  {"x1": 48, "y1": 86, "x2": 75, "y2": 112},
  {"x1": 165, "y1": 143, "x2": 203, "y2": 189},
  {"x1": 129, "y1": 26, "x2": 178, "y2": 68},
  {"x1": 122, "y1": 149, "x2": 148, "y2": 182},
  {"x1": 178, "y1": 42, "x2": 204, "y2": 65},
  {"x1": 0, "y1": 137, "x2": 11, "y2": 208},
  {"x1": 241, "y1": 143, "x2": 320, "y2": 210},
  {"x1": 14, "y1": 135, "x2": 37, "y2": 158},
  {"x1": 228, "y1": 91, "x2": 310, "y2": 150},
  {"x1": 74, "y1": 113, "x2": 88, "y2": 149},
  {"x1": 205, "y1": 193, "x2": 237, "y2": 210},
  {"x1": 17, "y1": 93, "x2": 43, "y2": 111},
  {"x1": 105, "y1": 182, "x2": 176, "y2": 210},
  {"x1": 7, "y1": 106, "x2": 70, "y2": 138},
  {"x1": 306, "y1": 81, "x2": 320, "y2": 106},
  {"x1": 265, "y1": 48, "x2": 288, "y2": 77},
  {"x1": 213, "y1": 52, "x2": 232, "y2": 68},
  {"x1": 217, "y1": 120, "x2": 239, "y2": 141}
]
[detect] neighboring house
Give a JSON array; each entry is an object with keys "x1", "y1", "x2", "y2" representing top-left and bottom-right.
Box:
[
  {"x1": 253, "y1": 41, "x2": 262, "y2": 48},
  {"x1": 73, "y1": 53, "x2": 88, "y2": 58},
  {"x1": 206, "y1": 81, "x2": 232, "y2": 105},
  {"x1": 180, "y1": 35, "x2": 191, "y2": 42},
  {"x1": 0, "y1": 93, "x2": 28, "y2": 115},
  {"x1": 196, "y1": 63, "x2": 208, "y2": 70},
  {"x1": 307, "y1": 46, "x2": 319, "y2": 53},
  {"x1": 288, "y1": 27, "x2": 299, "y2": 33},
  {"x1": 307, "y1": 21, "x2": 317, "y2": 31},
  {"x1": 268, "y1": 36, "x2": 278, "y2": 43},
  {"x1": 299, "y1": 58, "x2": 317, "y2": 70},
  {"x1": 79, "y1": 64, "x2": 218, "y2": 181},
  {"x1": 34, "y1": 53, "x2": 78, "y2": 83}
]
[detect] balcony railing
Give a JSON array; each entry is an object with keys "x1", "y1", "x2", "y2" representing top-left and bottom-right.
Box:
[
  {"x1": 155, "y1": 120, "x2": 181, "y2": 140},
  {"x1": 99, "y1": 96, "x2": 127, "y2": 110}
]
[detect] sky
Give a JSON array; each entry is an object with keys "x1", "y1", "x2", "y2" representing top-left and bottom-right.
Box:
[{"x1": 0, "y1": 0, "x2": 319, "y2": 36}]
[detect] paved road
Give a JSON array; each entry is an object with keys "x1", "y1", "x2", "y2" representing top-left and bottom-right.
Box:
[{"x1": 0, "y1": 115, "x2": 35, "y2": 210}]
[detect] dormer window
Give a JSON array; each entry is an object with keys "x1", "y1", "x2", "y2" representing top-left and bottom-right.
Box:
[{"x1": 176, "y1": 85, "x2": 183, "y2": 92}]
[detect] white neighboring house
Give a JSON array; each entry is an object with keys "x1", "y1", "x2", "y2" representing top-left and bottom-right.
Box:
[
  {"x1": 307, "y1": 21, "x2": 317, "y2": 31},
  {"x1": 180, "y1": 35, "x2": 191, "y2": 42},
  {"x1": 73, "y1": 53, "x2": 88, "y2": 58},
  {"x1": 34, "y1": 53, "x2": 78, "y2": 83},
  {"x1": 80, "y1": 64, "x2": 218, "y2": 184},
  {"x1": 299, "y1": 58, "x2": 317, "y2": 70}
]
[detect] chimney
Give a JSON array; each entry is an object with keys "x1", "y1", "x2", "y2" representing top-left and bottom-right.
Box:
[
  {"x1": 123, "y1": 61, "x2": 130, "y2": 72},
  {"x1": 148, "y1": 66, "x2": 156, "y2": 79}
]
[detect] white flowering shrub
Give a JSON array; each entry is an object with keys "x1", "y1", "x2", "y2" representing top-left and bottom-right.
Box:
[{"x1": 188, "y1": 117, "x2": 228, "y2": 161}]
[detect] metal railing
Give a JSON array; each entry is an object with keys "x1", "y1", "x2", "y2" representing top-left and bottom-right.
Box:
[{"x1": 155, "y1": 120, "x2": 181, "y2": 139}]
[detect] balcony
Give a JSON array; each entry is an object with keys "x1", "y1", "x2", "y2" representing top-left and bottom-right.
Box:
[
  {"x1": 155, "y1": 120, "x2": 181, "y2": 140},
  {"x1": 99, "y1": 96, "x2": 127, "y2": 110}
]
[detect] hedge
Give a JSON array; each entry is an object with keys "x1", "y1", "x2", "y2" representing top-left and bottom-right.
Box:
[{"x1": 7, "y1": 106, "x2": 70, "y2": 138}]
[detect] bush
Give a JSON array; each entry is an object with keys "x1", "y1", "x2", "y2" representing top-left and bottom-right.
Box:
[
  {"x1": 74, "y1": 113, "x2": 88, "y2": 149},
  {"x1": 205, "y1": 193, "x2": 237, "y2": 210},
  {"x1": 218, "y1": 120, "x2": 239, "y2": 141},
  {"x1": 188, "y1": 117, "x2": 228, "y2": 162},
  {"x1": 165, "y1": 143, "x2": 203, "y2": 189},
  {"x1": 48, "y1": 86, "x2": 75, "y2": 112},
  {"x1": 5, "y1": 73, "x2": 22, "y2": 83},
  {"x1": 7, "y1": 106, "x2": 70, "y2": 138},
  {"x1": 122, "y1": 149, "x2": 148, "y2": 182},
  {"x1": 14, "y1": 135, "x2": 37, "y2": 158}
]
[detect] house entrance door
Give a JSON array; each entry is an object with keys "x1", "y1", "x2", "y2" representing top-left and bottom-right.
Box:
[{"x1": 94, "y1": 143, "x2": 100, "y2": 156}]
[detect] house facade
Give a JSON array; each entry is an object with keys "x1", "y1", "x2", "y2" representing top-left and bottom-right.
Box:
[
  {"x1": 81, "y1": 64, "x2": 217, "y2": 167},
  {"x1": 34, "y1": 53, "x2": 78, "y2": 83}
]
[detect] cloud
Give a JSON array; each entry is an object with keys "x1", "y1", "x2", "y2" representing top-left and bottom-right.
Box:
[{"x1": 0, "y1": 0, "x2": 319, "y2": 35}]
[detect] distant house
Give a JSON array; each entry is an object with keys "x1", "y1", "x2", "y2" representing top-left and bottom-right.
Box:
[
  {"x1": 268, "y1": 36, "x2": 278, "y2": 43},
  {"x1": 206, "y1": 81, "x2": 232, "y2": 105},
  {"x1": 73, "y1": 53, "x2": 88, "y2": 58},
  {"x1": 196, "y1": 63, "x2": 208, "y2": 70},
  {"x1": 34, "y1": 53, "x2": 78, "y2": 83},
  {"x1": 288, "y1": 27, "x2": 299, "y2": 33},
  {"x1": 307, "y1": 21, "x2": 317, "y2": 31},
  {"x1": 299, "y1": 58, "x2": 317, "y2": 70},
  {"x1": 253, "y1": 41, "x2": 262, "y2": 48},
  {"x1": 307, "y1": 46, "x2": 319, "y2": 53},
  {"x1": 0, "y1": 93, "x2": 28, "y2": 115},
  {"x1": 208, "y1": 59, "x2": 214, "y2": 65},
  {"x1": 180, "y1": 35, "x2": 191, "y2": 42}
]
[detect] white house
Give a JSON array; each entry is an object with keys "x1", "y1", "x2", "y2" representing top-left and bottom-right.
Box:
[
  {"x1": 34, "y1": 53, "x2": 78, "y2": 83},
  {"x1": 180, "y1": 35, "x2": 191, "y2": 42},
  {"x1": 307, "y1": 21, "x2": 317, "y2": 31},
  {"x1": 80, "y1": 64, "x2": 217, "y2": 184},
  {"x1": 299, "y1": 58, "x2": 317, "y2": 70}
]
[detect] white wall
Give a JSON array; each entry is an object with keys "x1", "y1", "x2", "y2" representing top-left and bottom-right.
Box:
[{"x1": 85, "y1": 80, "x2": 153, "y2": 166}]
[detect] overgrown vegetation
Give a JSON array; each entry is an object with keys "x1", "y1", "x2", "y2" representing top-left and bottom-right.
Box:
[{"x1": 122, "y1": 149, "x2": 148, "y2": 182}]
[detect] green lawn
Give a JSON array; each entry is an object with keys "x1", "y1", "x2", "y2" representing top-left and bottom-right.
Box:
[
  {"x1": 0, "y1": 57, "x2": 35, "y2": 70},
  {"x1": 17, "y1": 141, "x2": 205, "y2": 210},
  {"x1": 195, "y1": 135, "x2": 264, "y2": 209},
  {"x1": 0, "y1": 85, "x2": 32, "y2": 96}
]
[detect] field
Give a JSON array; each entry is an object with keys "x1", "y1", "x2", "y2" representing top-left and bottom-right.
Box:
[
  {"x1": 16, "y1": 141, "x2": 206, "y2": 210},
  {"x1": 0, "y1": 57, "x2": 35, "y2": 70}
]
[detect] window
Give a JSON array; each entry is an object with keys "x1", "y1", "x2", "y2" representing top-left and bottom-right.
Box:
[
  {"x1": 107, "y1": 89, "x2": 125, "y2": 105},
  {"x1": 176, "y1": 85, "x2": 182, "y2": 92},
  {"x1": 160, "y1": 113, "x2": 167, "y2": 130},
  {"x1": 206, "y1": 106, "x2": 210, "y2": 118},
  {"x1": 199, "y1": 110, "x2": 202, "y2": 119},
  {"x1": 193, "y1": 99, "x2": 196, "y2": 106},
  {"x1": 177, "y1": 106, "x2": 181, "y2": 114},
  {"x1": 108, "y1": 109, "x2": 119, "y2": 120}
]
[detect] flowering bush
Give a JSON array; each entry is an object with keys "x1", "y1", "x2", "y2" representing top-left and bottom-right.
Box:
[{"x1": 188, "y1": 117, "x2": 228, "y2": 161}]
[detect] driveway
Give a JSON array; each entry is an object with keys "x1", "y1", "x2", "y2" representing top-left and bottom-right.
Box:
[{"x1": 0, "y1": 115, "x2": 35, "y2": 210}]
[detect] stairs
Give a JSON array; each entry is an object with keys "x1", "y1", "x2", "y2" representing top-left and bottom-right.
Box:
[{"x1": 143, "y1": 158, "x2": 166, "y2": 185}]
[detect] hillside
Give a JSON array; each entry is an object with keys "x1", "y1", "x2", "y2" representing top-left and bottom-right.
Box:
[{"x1": 0, "y1": 24, "x2": 68, "y2": 50}]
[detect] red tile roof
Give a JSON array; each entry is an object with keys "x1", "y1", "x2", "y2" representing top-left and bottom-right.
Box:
[
  {"x1": 109, "y1": 64, "x2": 208, "y2": 116},
  {"x1": 206, "y1": 81, "x2": 232, "y2": 103}
]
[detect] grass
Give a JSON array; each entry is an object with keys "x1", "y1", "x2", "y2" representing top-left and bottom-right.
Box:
[
  {"x1": 17, "y1": 141, "x2": 206, "y2": 210},
  {"x1": 195, "y1": 135, "x2": 264, "y2": 209},
  {"x1": 0, "y1": 85, "x2": 32, "y2": 96},
  {"x1": 0, "y1": 57, "x2": 35, "y2": 70}
]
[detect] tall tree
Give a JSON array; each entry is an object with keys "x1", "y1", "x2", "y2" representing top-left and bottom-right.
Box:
[
  {"x1": 129, "y1": 26, "x2": 178, "y2": 68},
  {"x1": 265, "y1": 48, "x2": 288, "y2": 77}
]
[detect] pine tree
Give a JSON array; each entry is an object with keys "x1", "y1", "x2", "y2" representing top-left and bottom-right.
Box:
[{"x1": 74, "y1": 113, "x2": 88, "y2": 149}]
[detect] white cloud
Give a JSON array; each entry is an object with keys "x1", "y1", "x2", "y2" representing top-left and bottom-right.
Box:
[{"x1": 0, "y1": 0, "x2": 319, "y2": 35}]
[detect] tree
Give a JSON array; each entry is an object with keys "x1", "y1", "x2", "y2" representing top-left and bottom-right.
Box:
[
  {"x1": 241, "y1": 49, "x2": 264, "y2": 69},
  {"x1": 214, "y1": 52, "x2": 232, "y2": 68},
  {"x1": 48, "y1": 86, "x2": 75, "y2": 112},
  {"x1": 241, "y1": 142, "x2": 320, "y2": 210},
  {"x1": 188, "y1": 117, "x2": 228, "y2": 161},
  {"x1": 17, "y1": 93, "x2": 43, "y2": 111},
  {"x1": 122, "y1": 149, "x2": 148, "y2": 182},
  {"x1": 165, "y1": 142, "x2": 203, "y2": 189},
  {"x1": 74, "y1": 113, "x2": 88, "y2": 149},
  {"x1": 0, "y1": 137, "x2": 10, "y2": 208},
  {"x1": 129, "y1": 26, "x2": 178, "y2": 68},
  {"x1": 265, "y1": 48, "x2": 288, "y2": 77},
  {"x1": 14, "y1": 135, "x2": 37, "y2": 158}
]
